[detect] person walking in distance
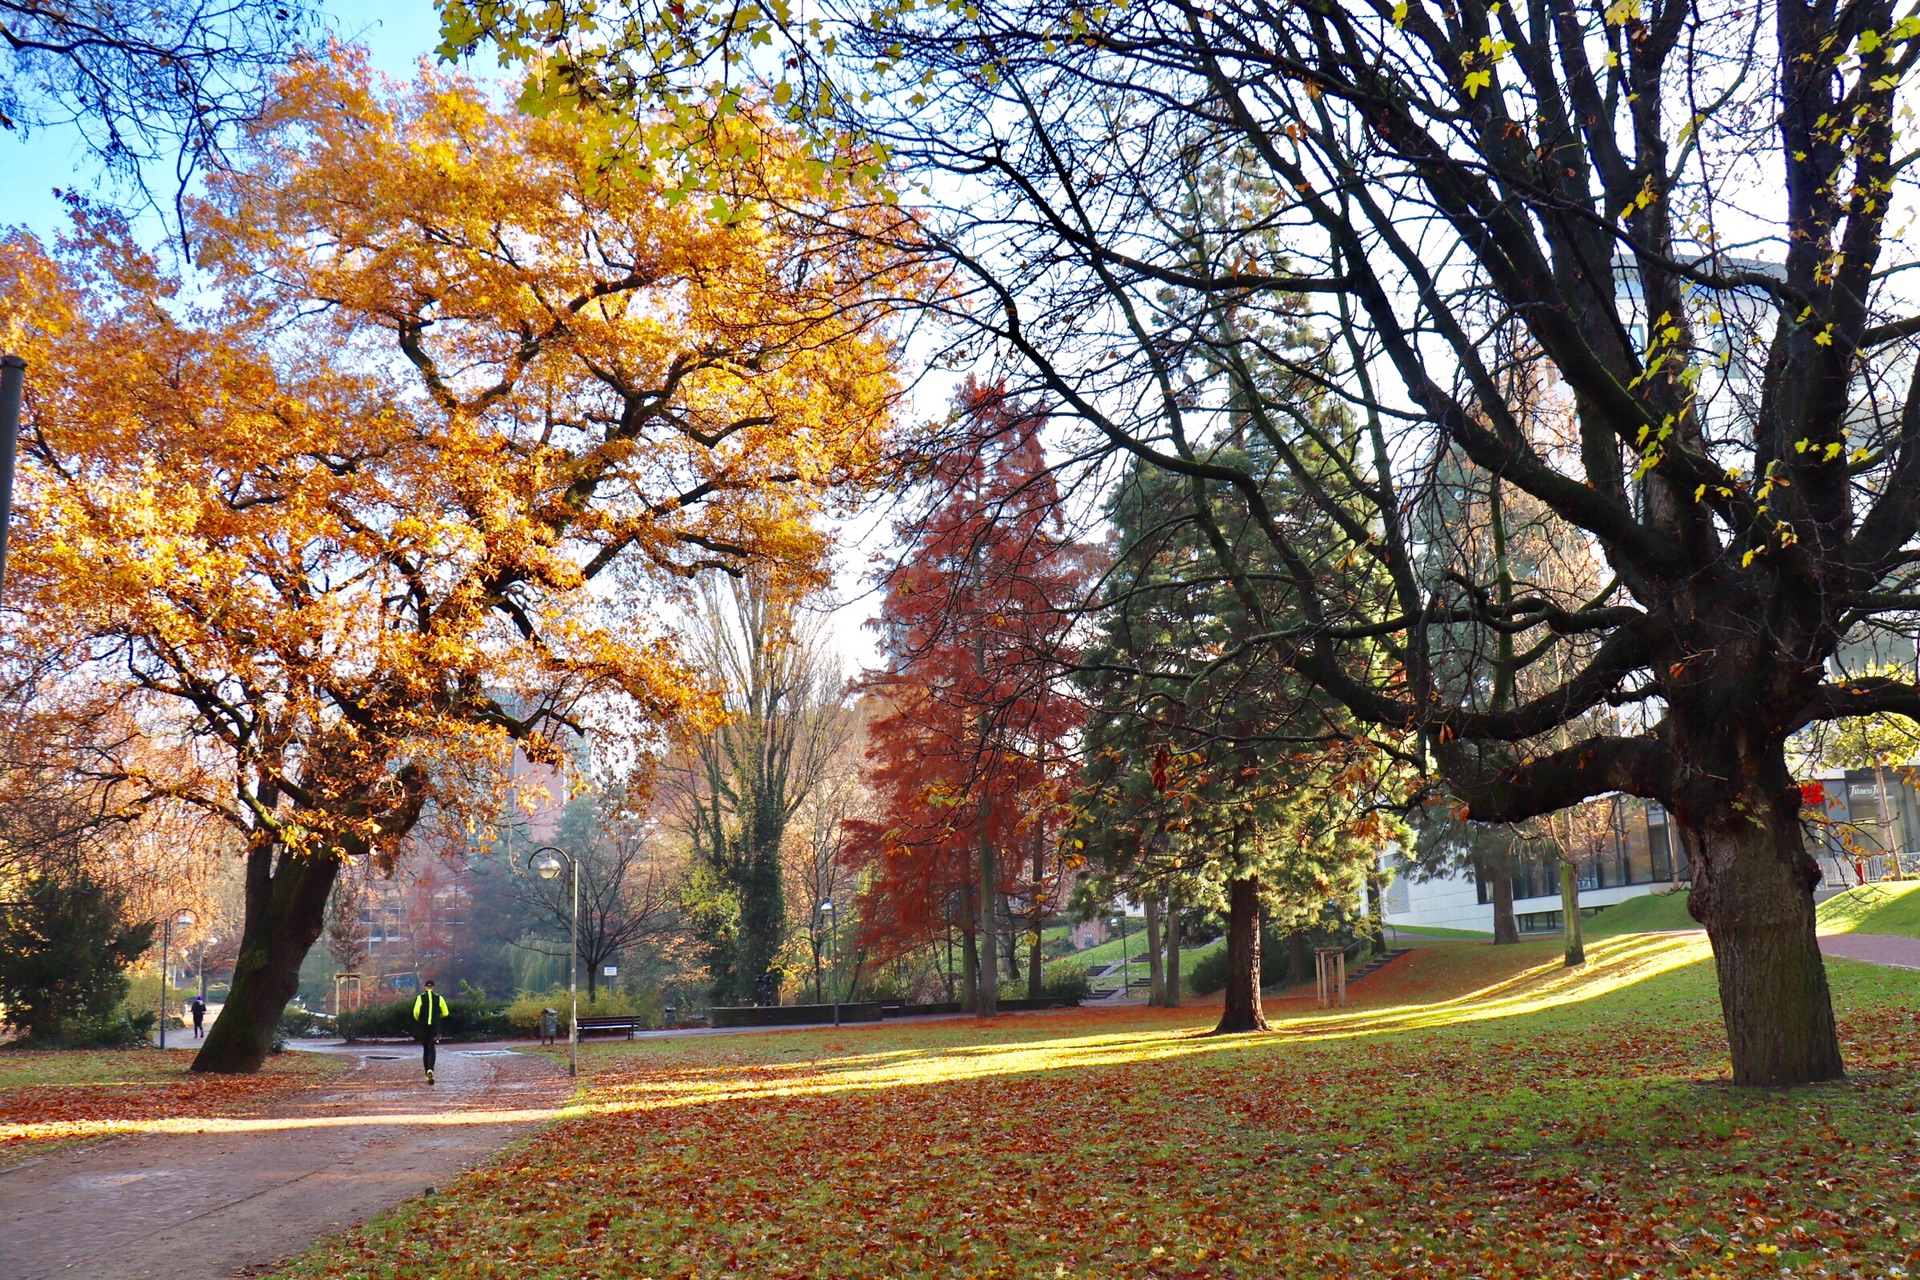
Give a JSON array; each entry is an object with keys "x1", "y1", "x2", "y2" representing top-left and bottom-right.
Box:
[
  {"x1": 412, "y1": 981, "x2": 450, "y2": 1083},
  {"x1": 190, "y1": 995, "x2": 206, "y2": 1039}
]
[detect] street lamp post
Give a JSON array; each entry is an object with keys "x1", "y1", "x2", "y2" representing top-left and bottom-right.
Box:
[
  {"x1": 818, "y1": 901, "x2": 840, "y2": 1026},
  {"x1": 532, "y1": 846, "x2": 578, "y2": 1078},
  {"x1": 157, "y1": 909, "x2": 195, "y2": 1049}
]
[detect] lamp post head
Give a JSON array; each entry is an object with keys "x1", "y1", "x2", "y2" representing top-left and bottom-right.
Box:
[
  {"x1": 175, "y1": 910, "x2": 196, "y2": 930},
  {"x1": 534, "y1": 853, "x2": 564, "y2": 882},
  {"x1": 819, "y1": 900, "x2": 835, "y2": 914}
]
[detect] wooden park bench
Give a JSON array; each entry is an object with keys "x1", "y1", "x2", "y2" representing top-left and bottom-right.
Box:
[{"x1": 575, "y1": 1014, "x2": 642, "y2": 1039}]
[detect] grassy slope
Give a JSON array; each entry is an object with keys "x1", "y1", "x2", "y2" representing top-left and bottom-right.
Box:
[
  {"x1": 284, "y1": 934, "x2": 1920, "y2": 1280},
  {"x1": 1817, "y1": 881, "x2": 1920, "y2": 938},
  {"x1": 1583, "y1": 887, "x2": 1701, "y2": 934},
  {"x1": 1387, "y1": 922, "x2": 1494, "y2": 939}
]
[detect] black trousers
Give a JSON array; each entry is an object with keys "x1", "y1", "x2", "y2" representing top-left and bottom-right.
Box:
[{"x1": 420, "y1": 1032, "x2": 438, "y2": 1073}]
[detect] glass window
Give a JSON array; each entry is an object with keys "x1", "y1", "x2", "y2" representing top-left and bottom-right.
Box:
[
  {"x1": 1848, "y1": 778, "x2": 1891, "y2": 854},
  {"x1": 1623, "y1": 806, "x2": 1655, "y2": 884},
  {"x1": 1649, "y1": 814, "x2": 1672, "y2": 882}
]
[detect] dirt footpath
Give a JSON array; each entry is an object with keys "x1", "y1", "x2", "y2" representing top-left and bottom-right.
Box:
[{"x1": 0, "y1": 1043, "x2": 568, "y2": 1280}]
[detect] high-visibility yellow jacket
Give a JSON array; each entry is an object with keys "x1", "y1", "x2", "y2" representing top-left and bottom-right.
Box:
[{"x1": 412, "y1": 991, "x2": 450, "y2": 1028}]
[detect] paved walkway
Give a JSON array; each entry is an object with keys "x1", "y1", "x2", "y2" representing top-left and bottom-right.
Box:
[
  {"x1": 0, "y1": 1043, "x2": 568, "y2": 1280},
  {"x1": 1819, "y1": 932, "x2": 1920, "y2": 971}
]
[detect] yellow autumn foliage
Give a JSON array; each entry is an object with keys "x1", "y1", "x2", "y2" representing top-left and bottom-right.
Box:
[{"x1": 0, "y1": 47, "x2": 908, "y2": 902}]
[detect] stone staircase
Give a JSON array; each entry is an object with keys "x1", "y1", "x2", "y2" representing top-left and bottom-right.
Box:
[{"x1": 1346, "y1": 948, "x2": 1411, "y2": 984}]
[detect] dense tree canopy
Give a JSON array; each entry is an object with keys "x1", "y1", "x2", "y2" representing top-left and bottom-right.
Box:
[
  {"x1": 443, "y1": 0, "x2": 1920, "y2": 1086},
  {"x1": 0, "y1": 50, "x2": 908, "y2": 1069},
  {"x1": 842, "y1": 387, "x2": 1090, "y2": 1013}
]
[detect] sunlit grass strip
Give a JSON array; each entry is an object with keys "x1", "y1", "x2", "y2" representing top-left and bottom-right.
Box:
[
  {"x1": 1818, "y1": 881, "x2": 1920, "y2": 935},
  {"x1": 0, "y1": 935, "x2": 1713, "y2": 1147},
  {"x1": 585, "y1": 933, "x2": 1713, "y2": 1116},
  {"x1": 0, "y1": 1103, "x2": 577, "y2": 1145}
]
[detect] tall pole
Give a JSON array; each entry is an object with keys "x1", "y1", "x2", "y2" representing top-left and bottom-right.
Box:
[
  {"x1": 568, "y1": 853, "x2": 579, "y2": 1079},
  {"x1": 826, "y1": 904, "x2": 840, "y2": 1027},
  {"x1": 0, "y1": 355, "x2": 23, "y2": 602}
]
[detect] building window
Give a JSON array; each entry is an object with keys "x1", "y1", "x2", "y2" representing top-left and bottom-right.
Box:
[{"x1": 1476, "y1": 800, "x2": 1691, "y2": 906}]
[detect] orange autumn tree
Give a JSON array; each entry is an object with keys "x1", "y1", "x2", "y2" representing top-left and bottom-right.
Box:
[
  {"x1": 0, "y1": 49, "x2": 908, "y2": 1073},
  {"x1": 841, "y1": 387, "x2": 1091, "y2": 1013}
]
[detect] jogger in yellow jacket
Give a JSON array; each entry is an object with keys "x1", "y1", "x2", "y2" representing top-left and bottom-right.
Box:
[{"x1": 411, "y1": 981, "x2": 450, "y2": 1083}]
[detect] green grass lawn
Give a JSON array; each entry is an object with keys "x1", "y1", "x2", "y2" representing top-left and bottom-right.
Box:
[
  {"x1": 0, "y1": 1045, "x2": 203, "y2": 1089},
  {"x1": 1818, "y1": 881, "x2": 1920, "y2": 938},
  {"x1": 1583, "y1": 887, "x2": 1701, "y2": 934},
  {"x1": 0, "y1": 1046, "x2": 342, "y2": 1166},
  {"x1": 1385, "y1": 922, "x2": 1494, "y2": 940},
  {"x1": 282, "y1": 931, "x2": 1920, "y2": 1280}
]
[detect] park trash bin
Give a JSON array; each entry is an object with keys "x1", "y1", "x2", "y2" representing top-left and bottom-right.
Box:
[
  {"x1": 663, "y1": 1006, "x2": 677, "y2": 1030},
  {"x1": 540, "y1": 1008, "x2": 559, "y2": 1045}
]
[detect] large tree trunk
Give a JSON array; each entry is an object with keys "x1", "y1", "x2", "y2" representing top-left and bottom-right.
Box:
[
  {"x1": 193, "y1": 844, "x2": 340, "y2": 1074},
  {"x1": 1288, "y1": 929, "x2": 1310, "y2": 987},
  {"x1": 1687, "y1": 783, "x2": 1843, "y2": 1087},
  {"x1": 1213, "y1": 875, "x2": 1267, "y2": 1034},
  {"x1": 1489, "y1": 863, "x2": 1519, "y2": 944},
  {"x1": 735, "y1": 811, "x2": 787, "y2": 1001},
  {"x1": 1163, "y1": 894, "x2": 1182, "y2": 1008},
  {"x1": 1560, "y1": 860, "x2": 1585, "y2": 967},
  {"x1": 1144, "y1": 895, "x2": 1165, "y2": 1006}
]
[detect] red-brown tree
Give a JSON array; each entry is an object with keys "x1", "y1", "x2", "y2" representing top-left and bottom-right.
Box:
[{"x1": 841, "y1": 386, "x2": 1092, "y2": 1013}]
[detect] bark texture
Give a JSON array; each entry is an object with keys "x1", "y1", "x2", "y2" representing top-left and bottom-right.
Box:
[
  {"x1": 1489, "y1": 867, "x2": 1519, "y2": 945},
  {"x1": 975, "y1": 831, "x2": 998, "y2": 1016},
  {"x1": 193, "y1": 845, "x2": 341, "y2": 1074},
  {"x1": 1214, "y1": 876, "x2": 1267, "y2": 1034},
  {"x1": 1687, "y1": 786, "x2": 1843, "y2": 1086},
  {"x1": 1560, "y1": 861, "x2": 1585, "y2": 967}
]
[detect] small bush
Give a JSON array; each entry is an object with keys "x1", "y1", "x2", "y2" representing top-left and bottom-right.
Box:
[
  {"x1": 278, "y1": 1005, "x2": 335, "y2": 1039},
  {"x1": 1186, "y1": 945, "x2": 1228, "y2": 995},
  {"x1": 1043, "y1": 965, "x2": 1092, "y2": 1003},
  {"x1": 1186, "y1": 940, "x2": 1291, "y2": 995},
  {"x1": 3, "y1": 1008, "x2": 157, "y2": 1050},
  {"x1": 0, "y1": 867, "x2": 154, "y2": 1042},
  {"x1": 503, "y1": 987, "x2": 659, "y2": 1035},
  {"x1": 335, "y1": 995, "x2": 511, "y2": 1041}
]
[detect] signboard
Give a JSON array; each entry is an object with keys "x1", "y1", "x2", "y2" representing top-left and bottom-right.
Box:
[{"x1": 603, "y1": 965, "x2": 618, "y2": 977}]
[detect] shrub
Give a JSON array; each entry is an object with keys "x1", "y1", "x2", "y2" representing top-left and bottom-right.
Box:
[
  {"x1": 1043, "y1": 965, "x2": 1092, "y2": 1003},
  {"x1": 278, "y1": 1005, "x2": 335, "y2": 1039},
  {"x1": 335, "y1": 995, "x2": 512, "y2": 1041},
  {"x1": 0, "y1": 867, "x2": 154, "y2": 1044},
  {"x1": 1186, "y1": 945, "x2": 1228, "y2": 996},
  {"x1": 1186, "y1": 937, "x2": 1290, "y2": 996},
  {"x1": 1, "y1": 1009, "x2": 159, "y2": 1049},
  {"x1": 503, "y1": 987, "x2": 659, "y2": 1035}
]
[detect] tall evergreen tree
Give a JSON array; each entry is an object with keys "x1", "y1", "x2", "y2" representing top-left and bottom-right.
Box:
[{"x1": 1078, "y1": 451, "x2": 1402, "y2": 1033}]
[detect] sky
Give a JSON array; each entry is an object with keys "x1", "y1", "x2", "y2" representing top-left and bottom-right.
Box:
[{"x1": 0, "y1": 0, "x2": 891, "y2": 674}]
